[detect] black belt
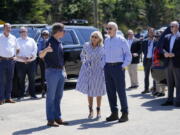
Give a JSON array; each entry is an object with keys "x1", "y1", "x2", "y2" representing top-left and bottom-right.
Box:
[
  {"x1": 47, "y1": 66, "x2": 63, "y2": 69},
  {"x1": 146, "y1": 58, "x2": 152, "y2": 60},
  {"x1": 0, "y1": 56, "x2": 14, "y2": 60},
  {"x1": 106, "y1": 62, "x2": 123, "y2": 66}
]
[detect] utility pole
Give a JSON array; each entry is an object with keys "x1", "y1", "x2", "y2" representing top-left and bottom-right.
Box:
[{"x1": 94, "y1": 0, "x2": 98, "y2": 27}]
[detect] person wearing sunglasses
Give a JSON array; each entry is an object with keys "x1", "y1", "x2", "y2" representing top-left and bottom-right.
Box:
[
  {"x1": 16, "y1": 27, "x2": 38, "y2": 100},
  {"x1": 76, "y1": 31, "x2": 106, "y2": 119},
  {"x1": 104, "y1": 22, "x2": 132, "y2": 123},
  {"x1": 161, "y1": 21, "x2": 180, "y2": 107},
  {"x1": 37, "y1": 30, "x2": 50, "y2": 98}
]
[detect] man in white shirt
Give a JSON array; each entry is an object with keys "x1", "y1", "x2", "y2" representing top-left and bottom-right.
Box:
[
  {"x1": 16, "y1": 27, "x2": 38, "y2": 100},
  {"x1": 141, "y1": 27, "x2": 156, "y2": 94},
  {"x1": 104, "y1": 22, "x2": 132, "y2": 122},
  {"x1": 126, "y1": 30, "x2": 141, "y2": 89},
  {"x1": 0, "y1": 23, "x2": 19, "y2": 105}
]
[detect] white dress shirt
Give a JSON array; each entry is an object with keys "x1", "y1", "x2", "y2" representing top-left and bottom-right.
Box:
[
  {"x1": 0, "y1": 33, "x2": 19, "y2": 58},
  {"x1": 146, "y1": 40, "x2": 154, "y2": 58},
  {"x1": 127, "y1": 38, "x2": 133, "y2": 49},
  {"x1": 104, "y1": 35, "x2": 132, "y2": 68},
  {"x1": 170, "y1": 32, "x2": 180, "y2": 52},
  {"x1": 17, "y1": 37, "x2": 37, "y2": 59}
]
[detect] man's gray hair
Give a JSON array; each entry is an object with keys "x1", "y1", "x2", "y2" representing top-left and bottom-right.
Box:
[
  {"x1": 107, "y1": 22, "x2": 118, "y2": 31},
  {"x1": 19, "y1": 26, "x2": 28, "y2": 32},
  {"x1": 171, "y1": 21, "x2": 179, "y2": 28}
]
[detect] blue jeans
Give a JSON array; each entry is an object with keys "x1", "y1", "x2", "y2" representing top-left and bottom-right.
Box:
[
  {"x1": 104, "y1": 63, "x2": 128, "y2": 113},
  {"x1": 0, "y1": 60, "x2": 15, "y2": 101},
  {"x1": 45, "y1": 68, "x2": 65, "y2": 121}
]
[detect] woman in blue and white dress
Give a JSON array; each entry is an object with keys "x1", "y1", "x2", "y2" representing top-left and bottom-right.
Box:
[{"x1": 76, "y1": 31, "x2": 106, "y2": 119}]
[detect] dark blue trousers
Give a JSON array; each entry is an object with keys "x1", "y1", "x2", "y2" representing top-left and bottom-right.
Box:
[
  {"x1": 0, "y1": 60, "x2": 15, "y2": 101},
  {"x1": 104, "y1": 63, "x2": 128, "y2": 113}
]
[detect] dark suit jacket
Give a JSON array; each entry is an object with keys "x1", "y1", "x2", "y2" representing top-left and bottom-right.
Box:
[
  {"x1": 162, "y1": 33, "x2": 180, "y2": 68},
  {"x1": 141, "y1": 39, "x2": 156, "y2": 64},
  {"x1": 129, "y1": 38, "x2": 141, "y2": 64}
]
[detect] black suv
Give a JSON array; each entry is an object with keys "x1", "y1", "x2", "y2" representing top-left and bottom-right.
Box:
[{"x1": 10, "y1": 25, "x2": 97, "y2": 97}]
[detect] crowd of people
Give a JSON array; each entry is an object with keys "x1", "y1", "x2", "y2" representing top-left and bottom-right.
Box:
[{"x1": 0, "y1": 20, "x2": 179, "y2": 127}]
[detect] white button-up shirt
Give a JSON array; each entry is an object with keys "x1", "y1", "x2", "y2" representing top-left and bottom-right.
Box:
[
  {"x1": 127, "y1": 38, "x2": 133, "y2": 49},
  {"x1": 17, "y1": 37, "x2": 37, "y2": 59},
  {"x1": 170, "y1": 31, "x2": 180, "y2": 52},
  {"x1": 104, "y1": 35, "x2": 132, "y2": 68},
  {"x1": 146, "y1": 40, "x2": 154, "y2": 58},
  {"x1": 0, "y1": 33, "x2": 19, "y2": 58}
]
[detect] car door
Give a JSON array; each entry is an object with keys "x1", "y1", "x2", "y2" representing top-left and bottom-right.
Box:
[{"x1": 61, "y1": 29, "x2": 82, "y2": 77}]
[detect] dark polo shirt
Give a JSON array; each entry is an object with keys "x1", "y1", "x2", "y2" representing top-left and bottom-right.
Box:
[{"x1": 44, "y1": 36, "x2": 64, "y2": 69}]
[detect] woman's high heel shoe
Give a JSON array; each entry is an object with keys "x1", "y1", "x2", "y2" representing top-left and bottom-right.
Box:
[
  {"x1": 88, "y1": 106, "x2": 93, "y2": 119},
  {"x1": 96, "y1": 107, "x2": 101, "y2": 119}
]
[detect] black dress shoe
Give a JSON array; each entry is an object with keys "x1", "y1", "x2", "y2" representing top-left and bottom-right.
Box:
[
  {"x1": 31, "y1": 95, "x2": 38, "y2": 99},
  {"x1": 119, "y1": 112, "x2": 128, "y2": 123},
  {"x1": 141, "y1": 90, "x2": 150, "y2": 94},
  {"x1": 161, "y1": 101, "x2": 173, "y2": 106},
  {"x1": 156, "y1": 93, "x2": 165, "y2": 97},
  {"x1": 106, "y1": 112, "x2": 119, "y2": 121},
  {"x1": 174, "y1": 103, "x2": 180, "y2": 107},
  {"x1": 126, "y1": 86, "x2": 133, "y2": 90},
  {"x1": 133, "y1": 85, "x2": 139, "y2": 88}
]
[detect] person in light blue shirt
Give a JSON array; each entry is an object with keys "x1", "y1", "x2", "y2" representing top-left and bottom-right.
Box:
[{"x1": 104, "y1": 22, "x2": 132, "y2": 123}]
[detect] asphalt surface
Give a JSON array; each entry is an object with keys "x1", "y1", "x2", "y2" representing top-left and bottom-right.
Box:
[{"x1": 0, "y1": 71, "x2": 180, "y2": 135}]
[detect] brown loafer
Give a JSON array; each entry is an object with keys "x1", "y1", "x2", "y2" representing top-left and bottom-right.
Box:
[
  {"x1": 55, "y1": 119, "x2": 69, "y2": 125},
  {"x1": 47, "y1": 121, "x2": 59, "y2": 127},
  {"x1": 0, "y1": 100, "x2": 5, "y2": 105},
  {"x1": 5, "y1": 99, "x2": 16, "y2": 103}
]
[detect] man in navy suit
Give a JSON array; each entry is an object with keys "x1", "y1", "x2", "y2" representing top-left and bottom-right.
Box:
[
  {"x1": 161, "y1": 21, "x2": 180, "y2": 107},
  {"x1": 141, "y1": 27, "x2": 156, "y2": 94}
]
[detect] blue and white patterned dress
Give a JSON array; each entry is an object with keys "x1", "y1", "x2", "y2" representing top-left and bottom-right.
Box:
[{"x1": 76, "y1": 43, "x2": 106, "y2": 97}]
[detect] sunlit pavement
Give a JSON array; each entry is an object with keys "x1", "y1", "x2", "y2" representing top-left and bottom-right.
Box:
[{"x1": 0, "y1": 70, "x2": 180, "y2": 135}]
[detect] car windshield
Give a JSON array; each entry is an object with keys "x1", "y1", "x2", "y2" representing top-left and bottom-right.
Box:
[
  {"x1": 66, "y1": 27, "x2": 97, "y2": 45},
  {"x1": 61, "y1": 30, "x2": 79, "y2": 45}
]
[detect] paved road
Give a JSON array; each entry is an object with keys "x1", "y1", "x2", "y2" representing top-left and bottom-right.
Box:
[{"x1": 0, "y1": 71, "x2": 180, "y2": 135}]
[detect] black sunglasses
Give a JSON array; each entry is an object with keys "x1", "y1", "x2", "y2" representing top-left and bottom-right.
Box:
[
  {"x1": 106, "y1": 27, "x2": 113, "y2": 31},
  {"x1": 91, "y1": 35, "x2": 98, "y2": 39}
]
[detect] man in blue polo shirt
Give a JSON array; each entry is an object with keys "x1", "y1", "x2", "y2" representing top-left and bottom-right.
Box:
[{"x1": 39, "y1": 23, "x2": 68, "y2": 127}]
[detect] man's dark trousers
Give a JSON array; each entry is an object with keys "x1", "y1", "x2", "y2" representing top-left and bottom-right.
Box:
[
  {"x1": 143, "y1": 58, "x2": 152, "y2": 90},
  {"x1": 16, "y1": 61, "x2": 36, "y2": 97},
  {"x1": 0, "y1": 60, "x2": 15, "y2": 101},
  {"x1": 166, "y1": 60, "x2": 180, "y2": 105},
  {"x1": 104, "y1": 63, "x2": 128, "y2": 113}
]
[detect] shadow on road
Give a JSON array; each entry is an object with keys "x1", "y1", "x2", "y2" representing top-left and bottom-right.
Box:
[
  {"x1": 129, "y1": 93, "x2": 155, "y2": 99},
  {"x1": 141, "y1": 98, "x2": 175, "y2": 111},
  {"x1": 12, "y1": 125, "x2": 50, "y2": 135},
  {"x1": 68, "y1": 118, "x2": 117, "y2": 129},
  {"x1": 78, "y1": 120, "x2": 117, "y2": 129}
]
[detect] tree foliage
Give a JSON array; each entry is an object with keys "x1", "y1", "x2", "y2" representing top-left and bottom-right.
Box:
[{"x1": 0, "y1": 0, "x2": 179, "y2": 31}]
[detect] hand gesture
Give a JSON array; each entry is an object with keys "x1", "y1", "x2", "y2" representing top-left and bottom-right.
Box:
[
  {"x1": 132, "y1": 53, "x2": 138, "y2": 57},
  {"x1": 164, "y1": 52, "x2": 170, "y2": 58},
  {"x1": 169, "y1": 53, "x2": 175, "y2": 58},
  {"x1": 45, "y1": 43, "x2": 53, "y2": 53}
]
